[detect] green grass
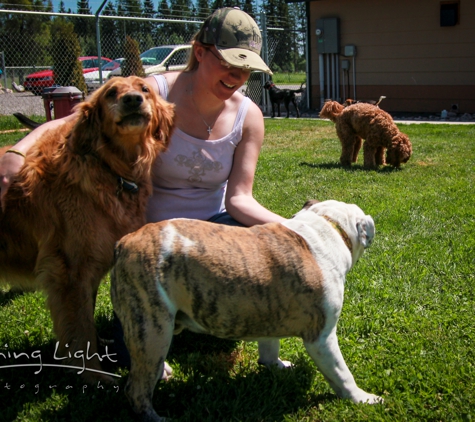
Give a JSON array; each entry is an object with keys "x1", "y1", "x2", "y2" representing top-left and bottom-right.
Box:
[
  {"x1": 269, "y1": 72, "x2": 306, "y2": 85},
  {"x1": 0, "y1": 117, "x2": 474, "y2": 421}
]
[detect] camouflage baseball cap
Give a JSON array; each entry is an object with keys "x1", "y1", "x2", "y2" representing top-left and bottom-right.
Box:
[{"x1": 198, "y1": 7, "x2": 273, "y2": 75}]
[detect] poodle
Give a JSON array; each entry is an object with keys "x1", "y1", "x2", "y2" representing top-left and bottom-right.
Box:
[{"x1": 320, "y1": 100, "x2": 412, "y2": 169}]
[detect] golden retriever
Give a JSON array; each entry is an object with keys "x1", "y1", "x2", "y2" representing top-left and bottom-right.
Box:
[{"x1": 0, "y1": 76, "x2": 174, "y2": 382}]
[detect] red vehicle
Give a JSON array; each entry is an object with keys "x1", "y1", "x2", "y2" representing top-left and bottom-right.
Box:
[{"x1": 24, "y1": 56, "x2": 112, "y2": 95}]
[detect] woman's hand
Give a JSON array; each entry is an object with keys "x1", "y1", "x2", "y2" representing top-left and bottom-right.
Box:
[
  {"x1": 0, "y1": 150, "x2": 25, "y2": 208},
  {"x1": 0, "y1": 114, "x2": 73, "y2": 209}
]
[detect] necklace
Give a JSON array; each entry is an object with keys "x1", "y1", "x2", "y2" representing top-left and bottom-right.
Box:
[{"x1": 190, "y1": 78, "x2": 223, "y2": 135}]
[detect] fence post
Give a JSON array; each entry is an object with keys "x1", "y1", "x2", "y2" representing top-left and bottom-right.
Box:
[
  {"x1": 0, "y1": 52, "x2": 7, "y2": 89},
  {"x1": 260, "y1": 11, "x2": 269, "y2": 115},
  {"x1": 95, "y1": 0, "x2": 108, "y2": 85}
]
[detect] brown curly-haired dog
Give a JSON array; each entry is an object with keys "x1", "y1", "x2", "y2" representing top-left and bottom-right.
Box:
[{"x1": 320, "y1": 101, "x2": 412, "y2": 169}]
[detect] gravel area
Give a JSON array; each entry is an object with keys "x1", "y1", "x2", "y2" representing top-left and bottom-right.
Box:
[
  {"x1": 1, "y1": 89, "x2": 474, "y2": 124},
  {"x1": 0, "y1": 91, "x2": 46, "y2": 117}
]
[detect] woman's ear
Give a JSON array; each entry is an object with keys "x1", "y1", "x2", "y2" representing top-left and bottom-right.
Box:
[{"x1": 193, "y1": 42, "x2": 206, "y2": 63}]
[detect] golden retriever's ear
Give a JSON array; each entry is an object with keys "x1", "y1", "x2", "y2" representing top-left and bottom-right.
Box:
[
  {"x1": 68, "y1": 88, "x2": 104, "y2": 156},
  {"x1": 150, "y1": 94, "x2": 175, "y2": 152}
]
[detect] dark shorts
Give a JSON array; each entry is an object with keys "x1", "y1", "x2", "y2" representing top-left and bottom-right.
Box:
[{"x1": 207, "y1": 211, "x2": 245, "y2": 227}]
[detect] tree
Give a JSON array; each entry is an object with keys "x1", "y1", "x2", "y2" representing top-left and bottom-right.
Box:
[
  {"x1": 75, "y1": 0, "x2": 94, "y2": 37},
  {"x1": 101, "y1": 2, "x2": 121, "y2": 60},
  {"x1": 122, "y1": 35, "x2": 145, "y2": 77},
  {"x1": 141, "y1": 0, "x2": 156, "y2": 51},
  {"x1": 242, "y1": 0, "x2": 254, "y2": 19},
  {"x1": 169, "y1": 0, "x2": 195, "y2": 43},
  {"x1": 195, "y1": 0, "x2": 209, "y2": 20},
  {"x1": 0, "y1": 0, "x2": 53, "y2": 82},
  {"x1": 264, "y1": 0, "x2": 293, "y2": 72},
  {"x1": 51, "y1": 18, "x2": 88, "y2": 94}
]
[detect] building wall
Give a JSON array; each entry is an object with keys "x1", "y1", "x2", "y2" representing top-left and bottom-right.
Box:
[{"x1": 308, "y1": 0, "x2": 475, "y2": 113}]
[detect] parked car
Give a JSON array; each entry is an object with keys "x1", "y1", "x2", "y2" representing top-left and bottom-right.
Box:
[
  {"x1": 24, "y1": 56, "x2": 113, "y2": 95},
  {"x1": 84, "y1": 59, "x2": 124, "y2": 91},
  {"x1": 108, "y1": 45, "x2": 191, "y2": 78}
]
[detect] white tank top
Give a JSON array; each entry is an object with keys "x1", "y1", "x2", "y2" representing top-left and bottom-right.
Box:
[{"x1": 146, "y1": 74, "x2": 251, "y2": 222}]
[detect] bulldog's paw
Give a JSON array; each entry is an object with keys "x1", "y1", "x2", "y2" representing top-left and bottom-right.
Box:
[
  {"x1": 160, "y1": 361, "x2": 173, "y2": 381},
  {"x1": 350, "y1": 389, "x2": 384, "y2": 404},
  {"x1": 276, "y1": 359, "x2": 294, "y2": 369},
  {"x1": 259, "y1": 358, "x2": 294, "y2": 369}
]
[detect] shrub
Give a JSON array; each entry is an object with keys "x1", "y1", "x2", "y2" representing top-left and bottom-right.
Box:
[{"x1": 122, "y1": 35, "x2": 145, "y2": 77}]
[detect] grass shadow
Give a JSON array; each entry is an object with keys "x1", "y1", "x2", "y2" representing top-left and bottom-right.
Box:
[
  {"x1": 300, "y1": 161, "x2": 403, "y2": 173},
  {"x1": 0, "y1": 289, "x2": 26, "y2": 306},
  {"x1": 152, "y1": 356, "x2": 324, "y2": 421}
]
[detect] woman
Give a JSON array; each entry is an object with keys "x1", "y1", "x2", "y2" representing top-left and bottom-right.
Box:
[{"x1": 0, "y1": 7, "x2": 285, "y2": 228}]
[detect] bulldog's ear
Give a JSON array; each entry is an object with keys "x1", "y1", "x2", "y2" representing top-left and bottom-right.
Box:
[
  {"x1": 356, "y1": 215, "x2": 375, "y2": 248},
  {"x1": 291, "y1": 199, "x2": 319, "y2": 218},
  {"x1": 302, "y1": 199, "x2": 319, "y2": 210}
]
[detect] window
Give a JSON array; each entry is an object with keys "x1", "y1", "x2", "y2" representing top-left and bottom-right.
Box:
[{"x1": 440, "y1": 1, "x2": 459, "y2": 27}]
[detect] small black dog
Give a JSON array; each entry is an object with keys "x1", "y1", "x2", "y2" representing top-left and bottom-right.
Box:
[{"x1": 263, "y1": 81, "x2": 304, "y2": 118}]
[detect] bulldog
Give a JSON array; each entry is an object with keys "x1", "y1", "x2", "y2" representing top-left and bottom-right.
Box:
[{"x1": 111, "y1": 200, "x2": 382, "y2": 421}]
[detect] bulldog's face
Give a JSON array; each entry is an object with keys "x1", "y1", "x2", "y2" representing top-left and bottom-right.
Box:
[{"x1": 293, "y1": 199, "x2": 375, "y2": 261}]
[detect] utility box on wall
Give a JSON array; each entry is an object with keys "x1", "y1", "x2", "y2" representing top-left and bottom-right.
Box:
[{"x1": 316, "y1": 18, "x2": 340, "y2": 54}]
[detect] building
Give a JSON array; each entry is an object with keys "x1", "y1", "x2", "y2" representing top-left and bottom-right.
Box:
[{"x1": 298, "y1": 0, "x2": 475, "y2": 114}]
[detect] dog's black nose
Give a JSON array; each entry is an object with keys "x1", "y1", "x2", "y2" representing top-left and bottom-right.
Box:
[{"x1": 122, "y1": 92, "x2": 144, "y2": 109}]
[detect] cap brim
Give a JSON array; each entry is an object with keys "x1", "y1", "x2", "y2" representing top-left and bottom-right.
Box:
[{"x1": 217, "y1": 47, "x2": 273, "y2": 75}]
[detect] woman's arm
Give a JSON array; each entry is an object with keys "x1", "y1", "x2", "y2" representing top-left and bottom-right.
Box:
[
  {"x1": 0, "y1": 113, "x2": 75, "y2": 205},
  {"x1": 225, "y1": 101, "x2": 286, "y2": 226}
]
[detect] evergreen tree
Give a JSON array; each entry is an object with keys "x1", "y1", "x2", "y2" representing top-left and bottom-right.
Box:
[
  {"x1": 122, "y1": 35, "x2": 145, "y2": 77},
  {"x1": 122, "y1": 0, "x2": 142, "y2": 42},
  {"x1": 156, "y1": 0, "x2": 172, "y2": 44},
  {"x1": 288, "y1": 2, "x2": 306, "y2": 72},
  {"x1": 169, "y1": 0, "x2": 193, "y2": 43},
  {"x1": 51, "y1": 18, "x2": 88, "y2": 94},
  {"x1": 142, "y1": 0, "x2": 156, "y2": 51},
  {"x1": 264, "y1": 0, "x2": 292, "y2": 72},
  {"x1": 196, "y1": 0, "x2": 210, "y2": 20},
  {"x1": 101, "y1": 2, "x2": 121, "y2": 60},
  {"x1": 0, "y1": 0, "x2": 52, "y2": 82},
  {"x1": 242, "y1": 0, "x2": 254, "y2": 18},
  {"x1": 75, "y1": 0, "x2": 93, "y2": 38},
  {"x1": 58, "y1": 1, "x2": 67, "y2": 13},
  {"x1": 210, "y1": 0, "x2": 224, "y2": 11}
]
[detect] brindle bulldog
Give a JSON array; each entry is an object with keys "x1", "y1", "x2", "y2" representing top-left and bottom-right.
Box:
[{"x1": 111, "y1": 200, "x2": 382, "y2": 421}]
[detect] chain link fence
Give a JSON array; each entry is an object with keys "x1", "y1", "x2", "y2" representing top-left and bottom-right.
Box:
[{"x1": 0, "y1": 9, "x2": 307, "y2": 116}]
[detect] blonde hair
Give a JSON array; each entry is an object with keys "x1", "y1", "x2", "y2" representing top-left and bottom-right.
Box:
[{"x1": 183, "y1": 28, "x2": 213, "y2": 72}]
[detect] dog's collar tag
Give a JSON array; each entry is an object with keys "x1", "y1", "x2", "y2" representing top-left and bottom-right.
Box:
[
  {"x1": 117, "y1": 177, "x2": 139, "y2": 195},
  {"x1": 322, "y1": 215, "x2": 353, "y2": 254}
]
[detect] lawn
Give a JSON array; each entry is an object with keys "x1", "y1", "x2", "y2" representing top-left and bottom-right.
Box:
[{"x1": 0, "y1": 116, "x2": 474, "y2": 421}]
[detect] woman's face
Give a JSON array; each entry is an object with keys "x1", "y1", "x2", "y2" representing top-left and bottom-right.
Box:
[{"x1": 195, "y1": 44, "x2": 251, "y2": 100}]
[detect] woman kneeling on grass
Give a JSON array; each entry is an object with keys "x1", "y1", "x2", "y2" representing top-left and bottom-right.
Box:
[
  {"x1": 0, "y1": 7, "x2": 286, "y2": 367},
  {"x1": 0, "y1": 7, "x2": 284, "y2": 227}
]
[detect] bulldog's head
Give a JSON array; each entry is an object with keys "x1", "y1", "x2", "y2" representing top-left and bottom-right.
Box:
[{"x1": 293, "y1": 199, "x2": 375, "y2": 263}]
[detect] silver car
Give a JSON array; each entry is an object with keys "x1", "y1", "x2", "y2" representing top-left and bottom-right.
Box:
[{"x1": 108, "y1": 45, "x2": 191, "y2": 79}]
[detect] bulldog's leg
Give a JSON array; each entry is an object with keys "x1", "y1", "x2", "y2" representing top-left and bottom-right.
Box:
[
  {"x1": 124, "y1": 320, "x2": 174, "y2": 422},
  {"x1": 304, "y1": 329, "x2": 382, "y2": 404},
  {"x1": 257, "y1": 339, "x2": 293, "y2": 369}
]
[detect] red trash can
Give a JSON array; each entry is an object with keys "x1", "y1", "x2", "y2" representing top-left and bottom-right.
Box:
[{"x1": 42, "y1": 86, "x2": 84, "y2": 121}]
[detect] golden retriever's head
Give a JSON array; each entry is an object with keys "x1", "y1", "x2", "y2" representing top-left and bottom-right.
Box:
[
  {"x1": 319, "y1": 100, "x2": 344, "y2": 122},
  {"x1": 386, "y1": 133, "x2": 412, "y2": 167},
  {"x1": 70, "y1": 76, "x2": 175, "y2": 159}
]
